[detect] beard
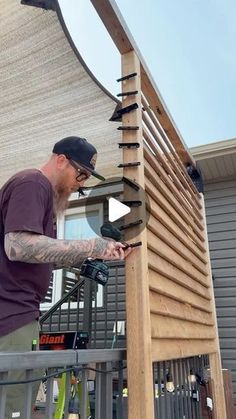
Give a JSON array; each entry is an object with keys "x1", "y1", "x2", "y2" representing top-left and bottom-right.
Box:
[{"x1": 53, "y1": 185, "x2": 70, "y2": 216}]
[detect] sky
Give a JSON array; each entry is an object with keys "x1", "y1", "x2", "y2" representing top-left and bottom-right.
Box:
[{"x1": 58, "y1": 0, "x2": 236, "y2": 148}]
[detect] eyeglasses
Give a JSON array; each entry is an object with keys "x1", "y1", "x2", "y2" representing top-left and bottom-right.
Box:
[{"x1": 68, "y1": 159, "x2": 91, "y2": 182}]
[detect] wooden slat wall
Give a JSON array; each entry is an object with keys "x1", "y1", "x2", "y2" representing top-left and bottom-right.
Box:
[
  {"x1": 141, "y1": 93, "x2": 216, "y2": 360},
  {"x1": 118, "y1": 47, "x2": 226, "y2": 419},
  {"x1": 140, "y1": 94, "x2": 226, "y2": 376},
  {"x1": 142, "y1": 91, "x2": 226, "y2": 417}
]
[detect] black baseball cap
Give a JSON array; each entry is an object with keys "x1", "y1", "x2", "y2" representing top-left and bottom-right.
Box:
[{"x1": 53, "y1": 136, "x2": 105, "y2": 181}]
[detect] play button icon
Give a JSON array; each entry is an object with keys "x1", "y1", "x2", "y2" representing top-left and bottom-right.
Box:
[
  {"x1": 108, "y1": 197, "x2": 131, "y2": 222},
  {"x1": 83, "y1": 176, "x2": 150, "y2": 240}
]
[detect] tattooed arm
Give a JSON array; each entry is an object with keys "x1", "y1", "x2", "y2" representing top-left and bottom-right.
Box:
[{"x1": 4, "y1": 231, "x2": 128, "y2": 267}]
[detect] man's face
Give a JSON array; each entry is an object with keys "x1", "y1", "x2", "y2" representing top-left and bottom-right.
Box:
[{"x1": 54, "y1": 157, "x2": 91, "y2": 215}]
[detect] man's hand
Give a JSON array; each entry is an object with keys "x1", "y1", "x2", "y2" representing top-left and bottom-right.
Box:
[{"x1": 90, "y1": 237, "x2": 133, "y2": 260}]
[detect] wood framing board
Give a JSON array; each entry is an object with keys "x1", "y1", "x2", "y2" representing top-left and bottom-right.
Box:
[
  {"x1": 149, "y1": 291, "x2": 214, "y2": 326},
  {"x1": 151, "y1": 338, "x2": 217, "y2": 362},
  {"x1": 149, "y1": 269, "x2": 212, "y2": 313},
  {"x1": 121, "y1": 50, "x2": 155, "y2": 419},
  {"x1": 151, "y1": 313, "x2": 215, "y2": 340}
]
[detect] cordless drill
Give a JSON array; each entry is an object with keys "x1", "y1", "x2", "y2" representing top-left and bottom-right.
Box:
[{"x1": 80, "y1": 222, "x2": 122, "y2": 286}]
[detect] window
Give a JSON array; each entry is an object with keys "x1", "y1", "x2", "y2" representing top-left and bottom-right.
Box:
[{"x1": 41, "y1": 203, "x2": 103, "y2": 310}]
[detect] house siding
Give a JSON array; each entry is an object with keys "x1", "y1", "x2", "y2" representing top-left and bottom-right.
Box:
[{"x1": 204, "y1": 179, "x2": 236, "y2": 402}]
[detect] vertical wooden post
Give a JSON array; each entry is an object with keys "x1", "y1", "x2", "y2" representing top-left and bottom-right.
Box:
[
  {"x1": 121, "y1": 50, "x2": 155, "y2": 419},
  {"x1": 201, "y1": 194, "x2": 227, "y2": 419}
]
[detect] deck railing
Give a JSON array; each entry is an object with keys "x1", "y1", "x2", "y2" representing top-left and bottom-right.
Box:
[
  {"x1": 0, "y1": 349, "x2": 126, "y2": 419},
  {"x1": 0, "y1": 350, "x2": 212, "y2": 419}
]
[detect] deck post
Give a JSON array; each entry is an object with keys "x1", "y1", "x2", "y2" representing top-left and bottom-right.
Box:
[{"x1": 121, "y1": 49, "x2": 155, "y2": 419}]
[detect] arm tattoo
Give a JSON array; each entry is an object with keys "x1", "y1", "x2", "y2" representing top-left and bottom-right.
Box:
[
  {"x1": 4, "y1": 232, "x2": 99, "y2": 267},
  {"x1": 90, "y1": 237, "x2": 110, "y2": 258}
]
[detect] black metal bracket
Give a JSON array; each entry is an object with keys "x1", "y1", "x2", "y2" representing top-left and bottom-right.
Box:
[
  {"x1": 78, "y1": 187, "x2": 86, "y2": 197},
  {"x1": 118, "y1": 162, "x2": 140, "y2": 168},
  {"x1": 123, "y1": 241, "x2": 142, "y2": 250},
  {"x1": 118, "y1": 142, "x2": 140, "y2": 149},
  {"x1": 20, "y1": 0, "x2": 56, "y2": 10},
  {"x1": 120, "y1": 220, "x2": 143, "y2": 230},
  {"x1": 117, "y1": 126, "x2": 139, "y2": 131},
  {"x1": 117, "y1": 73, "x2": 137, "y2": 82},
  {"x1": 111, "y1": 103, "x2": 139, "y2": 121},
  {"x1": 186, "y1": 164, "x2": 204, "y2": 193},
  {"x1": 122, "y1": 200, "x2": 142, "y2": 207},
  {"x1": 122, "y1": 177, "x2": 140, "y2": 191},
  {"x1": 117, "y1": 91, "x2": 138, "y2": 97}
]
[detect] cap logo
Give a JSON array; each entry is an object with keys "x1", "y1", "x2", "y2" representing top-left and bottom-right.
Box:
[{"x1": 90, "y1": 153, "x2": 97, "y2": 168}]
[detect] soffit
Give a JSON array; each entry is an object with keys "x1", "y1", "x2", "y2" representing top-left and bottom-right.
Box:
[{"x1": 190, "y1": 138, "x2": 236, "y2": 182}]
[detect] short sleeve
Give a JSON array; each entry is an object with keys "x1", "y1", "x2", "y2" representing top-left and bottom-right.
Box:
[{"x1": 4, "y1": 180, "x2": 49, "y2": 235}]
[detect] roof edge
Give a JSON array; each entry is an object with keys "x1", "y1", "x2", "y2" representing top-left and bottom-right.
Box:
[{"x1": 190, "y1": 137, "x2": 236, "y2": 160}]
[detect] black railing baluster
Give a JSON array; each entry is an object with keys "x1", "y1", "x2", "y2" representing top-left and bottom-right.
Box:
[
  {"x1": 94, "y1": 283, "x2": 98, "y2": 348},
  {"x1": 67, "y1": 296, "x2": 71, "y2": 330},
  {"x1": 104, "y1": 284, "x2": 108, "y2": 348},
  {"x1": 0, "y1": 371, "x2": 7, "y2": 418},
  {"x1": 157, "y1": 361, "x2": 162, "y2": 418},
  {"x1": 177, "y1": 358, "x2": 185, "y2": 419},
  {"x1": 173, "y1": 359, "x2": 179, "y2": 419}
]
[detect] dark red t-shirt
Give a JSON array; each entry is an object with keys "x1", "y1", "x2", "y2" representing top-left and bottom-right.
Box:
[{"x1": 0, "y1": 169, "x2": 56, "y2": 337}]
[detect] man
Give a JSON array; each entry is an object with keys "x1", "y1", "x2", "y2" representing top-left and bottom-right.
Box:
[{"x1": 0, "y1": 136, "x2": 132, "y2": 418}]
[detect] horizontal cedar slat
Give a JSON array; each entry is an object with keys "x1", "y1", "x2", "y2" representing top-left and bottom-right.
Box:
[
  {"x1": 151, "y1": 339, "x2": 217, "y2": 362},
  {"x1": 149, "y1": 269, "x2": 212, "y2": 312},
  {"x1": 147, "y1": 213, "x2": 207, "y2": 275},
  {"x1": 147, "y1": 229, "x2": 209, "y2": 286},
  {"x1": 148, "y1": 249, "x2": 210, "y2": 297},
  {"x1": 143, "y1": 139, "x2": 203, "y2": 225},
  {"x1": 149, "y1": 290, "x2": 214, "y2": 326},
  {"x1": 144, "y1": 150, "x2": 203, "y2": 240},
  {"x1": 145, "y1": 179, "x2": 205, "y2": 252},
  {"x1": 150, "y1": 313, "x2": 215, "y2": 340},
  {"x1": 146, "y1": 194, "x2": 206, "y2": 263},
  {"x1": 143, "y1": 124, "x2": 202, "y2": 218},
  {"x1": 141, "y1": 93, "x2": 201, "y2": 203}
]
